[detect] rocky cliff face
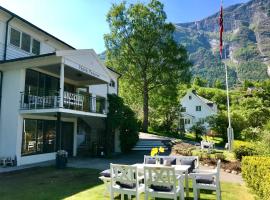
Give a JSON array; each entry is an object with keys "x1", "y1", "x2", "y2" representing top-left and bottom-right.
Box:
[{"x1": 175, "y1": 0, "x2": 270, "y2": 86}]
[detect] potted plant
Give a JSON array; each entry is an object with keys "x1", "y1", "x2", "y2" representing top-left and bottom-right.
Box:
[
  {"x1": 56, "y1": 150, "x2": 68, "y2": 169},
  {"x1": 150, "y1": 146, "x2": 165, "y2": 164}
]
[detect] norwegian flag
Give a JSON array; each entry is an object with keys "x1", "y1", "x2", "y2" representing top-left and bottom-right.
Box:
[{"x1": 219, "y1": 5, "x2": 223, "y2": 58}]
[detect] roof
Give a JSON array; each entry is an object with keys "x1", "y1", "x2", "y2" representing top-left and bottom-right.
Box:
[
  {"x1": 196, "y1": 95, "x2": 214, "y2": 104},
  {"x1": 0, "y1": 6, "x2": 75, "y2": 50},
  {"x1": 0, "y1": 53, "x2": 56, "y2": 64},
  {"x1": 106, "y1": 66, "x2": 122, "y2": 77}
]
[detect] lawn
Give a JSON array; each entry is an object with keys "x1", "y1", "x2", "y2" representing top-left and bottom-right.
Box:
[{"x1": 0, "y1": 167, "x2": 254, "y2": 200}]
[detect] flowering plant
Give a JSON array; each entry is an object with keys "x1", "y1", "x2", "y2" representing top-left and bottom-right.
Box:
[{"x1": 150, "y1": 147, "x2": 165, "y2": 164}]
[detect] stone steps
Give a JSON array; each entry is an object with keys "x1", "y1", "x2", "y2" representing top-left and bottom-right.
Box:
[{"x1": 132, "y1": 139, "x2": 169, "y2": 151}]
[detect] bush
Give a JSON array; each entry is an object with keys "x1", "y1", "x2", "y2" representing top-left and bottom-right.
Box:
[
  {"x1": 107, "y1": 94, "x2": 139, "y2": 153},
  {"x1": 242, "y1": 156, "x2": 270, "y2": 200},
  {"x1": 233, "y1": 140, "x2": 257, "y2": 160},
  {"x1": 240, "y1": 127, "x2": 261, "y2": 141}
]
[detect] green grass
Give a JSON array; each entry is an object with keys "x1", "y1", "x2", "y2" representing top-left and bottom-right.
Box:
[{"x1": 0, "y1": 167, "x2": 254, "y2": 200}]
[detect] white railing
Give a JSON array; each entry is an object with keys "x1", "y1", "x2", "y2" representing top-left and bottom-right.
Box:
[{"x1": 20, "y1": 92, "x2": 107, "y2": 114}]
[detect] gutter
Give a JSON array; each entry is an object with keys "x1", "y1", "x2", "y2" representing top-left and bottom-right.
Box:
[{"x1": 3, "y1": 16, "x2": 14, "y2": 60}]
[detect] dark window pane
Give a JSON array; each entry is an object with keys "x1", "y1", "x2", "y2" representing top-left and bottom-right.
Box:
[
  {"x1": 37, "y1": 120, "x2": 43, "y2": 152},
  {"x1": 32, "y1": 39, "x2": 40, "y2": 55},
  {"x1": 43, "y1": 120, "x2": 56, "y2": 153},
  {"x1": 21, "y1": 33, "x2": 31, "y2": 52},
  {"x1": 25, "y1": 69, "x2": 39, "y2": 95},
  {"x1": 22, "y1": 119, "x2": 37, "y2": 155},
  {"x1": 10, "y1": 28, "x2": 21, "y2": 47}
]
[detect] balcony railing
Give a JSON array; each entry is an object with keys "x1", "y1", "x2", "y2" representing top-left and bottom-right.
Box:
[{"x1": 20, "y1": 91, "x2": 107, "y2": 114}]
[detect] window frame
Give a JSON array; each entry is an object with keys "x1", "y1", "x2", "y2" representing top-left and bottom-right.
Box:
[
  {"x1": 109, "y1": 79, "x2": 116, "y2": 88},
  {"x1": 9, "y1": 26, "x2": 41, "y2": 55},
  {"x1": 21, "y1": 32, "x2": 31, "y2": 53},
  {"x1": 196, "y1": 106, "x2": 202, "y2": 111},
  {"x1": 9, "y1": 27, "x2": 21, "y2": 48}
]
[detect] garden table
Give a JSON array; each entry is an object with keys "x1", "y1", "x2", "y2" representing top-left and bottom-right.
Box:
[{"x1": 133, "y1": 163, "x2": 190, "y2": 197}]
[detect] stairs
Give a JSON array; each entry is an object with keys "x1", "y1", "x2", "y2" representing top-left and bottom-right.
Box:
[{"x1": 132, "y1": 139, "x2": 169, "y2": 151}]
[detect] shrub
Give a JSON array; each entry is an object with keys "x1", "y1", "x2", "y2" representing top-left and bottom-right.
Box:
[
  {"x1": 107, "y1": 94, "x2": 139, "y2": 153},
  {"x1": 214, "y1": 153, "x2": 225, "y2": 161},
  {"x1": 190, "y1": 122, "x2": 206, "y2": 141},
  {"x1": 240, "y1": 127, "x2": 261, "y2": 141},
  {"x1": 242, "y1": 156, "x2": 270, "y2": 200},
  {"x1": 233, "y1": 140, "x2": 257, "y2": 160}
]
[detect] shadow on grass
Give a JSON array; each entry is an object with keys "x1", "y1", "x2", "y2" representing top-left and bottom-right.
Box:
[{"x1": 0, "y1": 166, "x2": 103, "y2": 200}]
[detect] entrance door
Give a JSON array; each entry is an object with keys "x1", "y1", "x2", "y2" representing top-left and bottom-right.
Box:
[{"x1": 61, "y1": 122, "x2": 74, "y2": 156}]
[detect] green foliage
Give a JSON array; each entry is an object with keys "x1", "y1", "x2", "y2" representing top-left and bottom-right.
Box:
[
  {"x1": 190, "y1": 123, "x2": 206, "y2": 141},
  {"x1": 149, "y1": 84, "x2": 180, "y2": 133},
  {"x1": 107, "y1": 94, "x2": 139, "y2": 153},
  {"x1": 256, "y1": 122, "x2": 270, "y2": 155},
  {"x1": 105, "y1": 0, "x2": 190, "y2": 131},
  {"x1": 242, "y1": 156, "x2": 270, "y2": 200},
  {"x1": 238, "y1": 61, "x2": 268, "y2": 81},
  {"x1": 233, "y1": 141, "x2": 257, "y2": 160},
  {"x1": 214, "y1": 79, "x2": 224, "y2": 89},
  {"x1": 240, "y1": 127, "x2": 261, "y2": 141},
  {"x1": 208, "y1": 111, "x2": 246, "y2": 140},
  {"x1": 233, "y1": 45, "x2": 259, "y2": 61},
  {"x1": 192, "y1": 76, "x2": 208, "y2": 87}
]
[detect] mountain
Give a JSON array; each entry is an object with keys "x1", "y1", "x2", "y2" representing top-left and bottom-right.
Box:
[
  {"x1": 100, "y1": 0, "x2": 270, "y2": 87},
  {"x1": 174, "y1": 0, "x2": 270, "y2": 86}
]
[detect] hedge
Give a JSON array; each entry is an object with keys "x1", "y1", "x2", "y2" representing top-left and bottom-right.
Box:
[
  {"x1": 233, "y1": 140, "x2": 257, "y2": 160},
  {"x1": 242, "y1": 156, "x2": 270, "y2": 200}
]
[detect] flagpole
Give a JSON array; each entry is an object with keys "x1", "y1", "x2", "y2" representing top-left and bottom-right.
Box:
[{"x1": 220, "y1": 0, "x2": 234, "y2": 151}]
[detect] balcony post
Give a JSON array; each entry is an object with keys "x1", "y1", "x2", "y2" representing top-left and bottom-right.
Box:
[{"x1": 59, "y1": 62, "x2": 64, "y2": 108}]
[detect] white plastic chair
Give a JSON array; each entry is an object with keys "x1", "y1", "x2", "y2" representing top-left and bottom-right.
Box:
[
  {"x1": 110, "y1": 164, "x2": 144, "y2": 200},
  {"x1": 144, "y1": 166, "x2": 185, "y2": 200},
  {"x1": 190, "y1": 160, "x2": 221, "y2": 200}
]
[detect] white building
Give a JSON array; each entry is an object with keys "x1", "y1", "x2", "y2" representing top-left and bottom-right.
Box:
[
  {"x1": 180, "y1": 90, "x2": 217, "y2": 131},
  {"x1": 0, "y1": 6, "x2": 121, "y2": 166}
]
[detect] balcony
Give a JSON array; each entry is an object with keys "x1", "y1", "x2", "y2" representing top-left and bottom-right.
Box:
[{"x1": 20, "y1": 91, "x2": 107, "y2": 115}]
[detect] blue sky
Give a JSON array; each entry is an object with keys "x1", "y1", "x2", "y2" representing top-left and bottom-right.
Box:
[{"x1": 0, "y1": 0, "x2": 250, "y2": 53}]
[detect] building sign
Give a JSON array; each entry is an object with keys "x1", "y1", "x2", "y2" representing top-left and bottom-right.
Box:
[
  {"x1": 64, "y1": 58, "x2": 101, "y2": 79},
  {"x1": 78, "y1": 65, "x2": 100, "y2": 78}
]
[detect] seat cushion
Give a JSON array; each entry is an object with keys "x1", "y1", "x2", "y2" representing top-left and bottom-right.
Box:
[
  {"x1": 161, "y1": 158, "x2": 176, "y2": 166},
  {"x1": 100, "y1": 169, "x2": 111, "y2": 177},
  {"x1": 116, "y1": 181, "x2": 136, "y2": 189},
  {"x1": 181, "y1": 159, "x2": 195, "y2": 173},
  {"x1": 196, "y1": 176, "x2": 214, "y2": 184},
  {"x1": 145, "y1": 158, "x2": 156, "y2": 164},
  {"x1": 150, "y1": 184, "x2": 173, "y2": 192}
]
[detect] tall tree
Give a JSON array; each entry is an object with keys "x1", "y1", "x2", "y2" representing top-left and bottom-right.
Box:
[{"x1": 105, "y1": 0, "x2": 190, "y2": 132}]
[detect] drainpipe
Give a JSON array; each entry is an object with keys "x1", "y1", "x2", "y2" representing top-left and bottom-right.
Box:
[{"x1": 3, "y1": 16, "x2": 14, "y2": 61}]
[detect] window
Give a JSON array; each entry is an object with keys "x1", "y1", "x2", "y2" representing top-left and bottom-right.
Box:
[
  {"x1": 196, "y1": 106, "x2": 202, "y2": 111},
  {"x1": 32, "y1": 39, "x2": 40, "y2": 55},
  {"x1": 184, "y1": 119, "x2": 191, "y2": 124},
  {"x1": 189, "y1": 95, "x2": 192, "y2": 100},
  {"x1": 22, "y1": 119, "x2": 56, "y2": 156},
  {"x1": 199, "y1": 118, "x2": 205, "y2": 123},
  {"x1": 9, "y1": 27, "x2": 40, "y2": 55},
  {"x1": 181, "y1": 107, "x2": 186, "y2": 112},
  {"x1": 10, "y1": 28, "x2": 21, "y2": 47},
  {"x1": 109, "y1": 80, "x2": 115, "y2": 88},
  {"x1": 21, "y1": 32, "x2": 31, "y2": 52}
]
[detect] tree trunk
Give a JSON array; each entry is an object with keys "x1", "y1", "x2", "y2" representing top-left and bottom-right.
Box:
[{"x1": 142, "y1": 81, "x2": 149, "y2": 133}]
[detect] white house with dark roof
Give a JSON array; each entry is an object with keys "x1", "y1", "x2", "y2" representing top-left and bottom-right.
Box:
[
  {"x1": 0, "y1": 6, "x2": 121, "y2": 166},
  {"x1": 180, "y1": 90, "x2": 217, "y2": 131}
]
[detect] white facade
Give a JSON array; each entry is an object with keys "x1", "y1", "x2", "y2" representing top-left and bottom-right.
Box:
[
  {"x1": 0, "y1": 7, "x2": 121, "y2": 166},
  {"x1": 180, "y1": 90, "x2": 217, "y2": 131}
]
